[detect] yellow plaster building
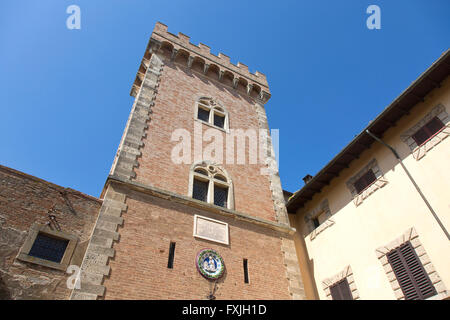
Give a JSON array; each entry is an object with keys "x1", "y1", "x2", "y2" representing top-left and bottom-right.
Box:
[{"x1": 287, "y1": 50, "x2": 450, "y2": 300}]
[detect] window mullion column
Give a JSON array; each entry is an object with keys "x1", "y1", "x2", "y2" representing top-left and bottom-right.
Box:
[{"x1": 208, "y1": 179, "x2": 214, "y2": 205}]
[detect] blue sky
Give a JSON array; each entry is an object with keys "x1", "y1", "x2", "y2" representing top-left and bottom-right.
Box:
[{"x1": 1, "y1": 0, "x2": 449, "y2": 197}]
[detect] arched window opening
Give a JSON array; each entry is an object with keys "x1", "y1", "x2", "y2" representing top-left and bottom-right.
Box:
[
  {"x1": 195, "y1": 97, "x2": 229, "y2": 130},
  {"x1": 189, "y1": 162, "x2": 234, "y2": 209}
]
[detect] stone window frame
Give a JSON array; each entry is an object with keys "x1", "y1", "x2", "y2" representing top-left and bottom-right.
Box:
[
  {"x1": 188, "y1": 160, "x2": 235, "y2": 210},
  {"x1": 304, "y1": 199, "x2": 334, "y2": 240},
  {"x1": 322, "y1": 265, "x2": 360, "y2": 300},
  {"x1": 194, "y1": 96, "x2": 230, "y2": 133},
  {"x1": 17, "y1": 223, "x2": 78, "y2": 271},
  {"x1": 400, "y1": 103, "x2": 450, "y2": 160},
  {"x1": 346, "y1": 158, "x2": 388, "y2": 207},
  {"x1": 375, "y1": 227, "x2": 448, "y2": 300}
]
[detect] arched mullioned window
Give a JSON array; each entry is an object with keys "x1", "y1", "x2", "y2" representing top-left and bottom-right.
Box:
[
  {"x1": 195, "y1": 97, "x2": 229, "y2": 131},
  {"x1": 188, "y1": 161, "x2": 234, "y2": 209}
]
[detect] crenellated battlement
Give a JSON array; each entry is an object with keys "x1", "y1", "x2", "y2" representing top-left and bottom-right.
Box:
[{"x1": 131, "y1": 22, "x2": 270, "y2": 102}]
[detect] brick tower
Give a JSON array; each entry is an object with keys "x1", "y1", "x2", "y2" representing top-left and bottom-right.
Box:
[{"x1": 70, "y1": 22, "x2": 304, "y2": 300}]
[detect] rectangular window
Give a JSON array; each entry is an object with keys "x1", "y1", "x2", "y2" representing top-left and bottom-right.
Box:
[
  {"x1": 412, "y1": 117, "x2": 445, "y2": 146},
  {"x1": 387, "y1": 241, "x2": 437, "y2": 300},
  {"x1": 28, "y1": 233, "x2": 69, "y2": 263},
  {"x1": 329, "y1": 278, "x2": 353, "y2": 300},
  {"x1": 243, "y1": 259, "x2": 249, "y2": 284},
  {"x1": 214, "y1": 113, "x2": 225, "y2": 128},
  {"x1": 214, "y1": 185, "x2": 228, "y2": 207},
  {"x1": 354, "y1": 169, "x2": 377, "y2": 194},
  {"x1": 167, "y1": 242, "x2": 176, "y2": 269},
  {"x1": 197, "y1": 108, "x2": 210, "y2": 122},
  {"x1": 193, "y1": 179, "x2": 208, "y2": 202}
]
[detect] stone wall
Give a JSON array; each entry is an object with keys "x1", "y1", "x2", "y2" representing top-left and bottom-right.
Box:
[{"x1": 0, "y1": 165, "x2": 101, "y2": 299}]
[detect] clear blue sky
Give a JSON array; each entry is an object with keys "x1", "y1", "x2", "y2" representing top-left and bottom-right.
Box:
[{"x1": 1, "y1": 1, "x2": 449, "y2": 197}]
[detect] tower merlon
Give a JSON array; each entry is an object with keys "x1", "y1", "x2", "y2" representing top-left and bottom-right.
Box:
[{"x1": 130, "y1": 22, "x2": 270, "y2": 102}]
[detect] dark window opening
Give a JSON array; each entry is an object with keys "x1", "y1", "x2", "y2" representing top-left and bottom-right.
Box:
[
  {"x1": 167, "y1": 242, "x2": 176, "y2": 269},
  {"x1": 214, "y1": 185, "x2": 228, "y2": 207},
  {"x1": 193, "y1": 179, "x2": 208, "y2": 202},
  {"x1": 387, "y1": 241, "x2": 437, "y2": 300},
  {"x1": 412, "y1": 117, "x2": 445, "y2": 146},
  {"x1": 312, "y1": 218, "x2": 320, "y2": 229},
  {"x1": 197, "y1": 108, "x2": 210, "y2": 122},
  {"x1": 354, "y1": 169, "x2": 377, "y2": 194},
  {"x1": 28, "y1": 233, "x2": 69, "y2": 263},
  {"x1": 214, "y1": 113, "x2": 225, "y2": 128},
  {"x1": 330, "y1": 278, "x2": 352, "y2": 300},
  {"x1": 243, "y1": 259, "x2": 249, "y2": 284}
]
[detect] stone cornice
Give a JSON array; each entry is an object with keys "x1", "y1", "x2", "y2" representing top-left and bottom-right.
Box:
[{"x1": 105, "y1": 175, "x2": 296, "y2": 235}]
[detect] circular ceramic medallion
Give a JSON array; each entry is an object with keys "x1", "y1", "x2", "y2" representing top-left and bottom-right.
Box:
[{"x1": 196, "y1": 249, "x2": 225, "y2": 280}]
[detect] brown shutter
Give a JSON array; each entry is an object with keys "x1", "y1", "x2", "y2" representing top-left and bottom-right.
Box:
[
  {"x1": 412, "y1": 116, "x2": 445, "y2": 146},
  {"x1": 387, "y1": 241, "x2": 437, "y2": 300},
  {"x1": 354, "y1": 169, "x2": 377, "y2": 194},
  {"x1": 330, "y1": 278, "x2": 353, "y2": 300}
]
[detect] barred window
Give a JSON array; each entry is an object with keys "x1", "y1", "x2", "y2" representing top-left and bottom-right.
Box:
[
  {"x1": 193, "y1": 179, "x2": 208, "y2": 202},
  {"x1": 190, "y1": 162, "x2": 233, "y2": 209},
  {"x1": 28, "y1": 233, "x2": 69, "y2": 263},
  {"x1": 196, "y1": 97, "x2": 228, "y2": 130},
  {"x1": 17, "y1": 224, "x2": 78, "y2": 271}
]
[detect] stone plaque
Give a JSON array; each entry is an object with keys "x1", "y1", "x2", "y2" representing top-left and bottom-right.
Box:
[{"x1": 193, "y1": 215, "x2": 229, "y2": 245}]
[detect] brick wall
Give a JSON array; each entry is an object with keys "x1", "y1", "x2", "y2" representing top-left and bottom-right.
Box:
[
  {"x1": 101, "y1": 185, "x2": 291, "y2": 299},
  {"x1": 133, "y1": 61, "x2": 276, "y2": 221},
  {"x1": 0, "y1": 165, "x2": 101, "y2": 299},
  {"x1": 72, "y1": 23, "x2": 304, "y2": 300}
]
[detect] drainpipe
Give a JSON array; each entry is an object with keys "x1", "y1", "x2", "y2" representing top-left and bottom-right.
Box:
[{"x1": 365, "y1": 130, "x2": 450, "y2": 241}]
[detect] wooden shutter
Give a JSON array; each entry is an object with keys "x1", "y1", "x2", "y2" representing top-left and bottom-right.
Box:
[
  {"x1": 354, "y1": 169, "x2": 377, "y2": 194},
  {"x1": 412, "y1": 116, "x2": 445, "y2": 146},
  {"x1": 329, "y1": 278, "x2": 353, "y2": 300},
  {"x1": 386, "y1": 241, "x2": 437, "y2": 300}
]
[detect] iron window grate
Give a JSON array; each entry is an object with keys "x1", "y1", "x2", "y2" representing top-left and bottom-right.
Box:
[
  {"x1": 214, "y1": 185, "x2": 228, "y2": 207},
  {"x1": 197, "y1": 108, "x2": 210, "y2": 122},
  {"x1": 193, "y1": 179, "x2": 208, "y2": 202},
  {"x1": 214, "y1": 114, "x2": 225, "y2": 128},
  {"x1": 28, "y1": 232, "x2": 69, "y2": 263}
]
